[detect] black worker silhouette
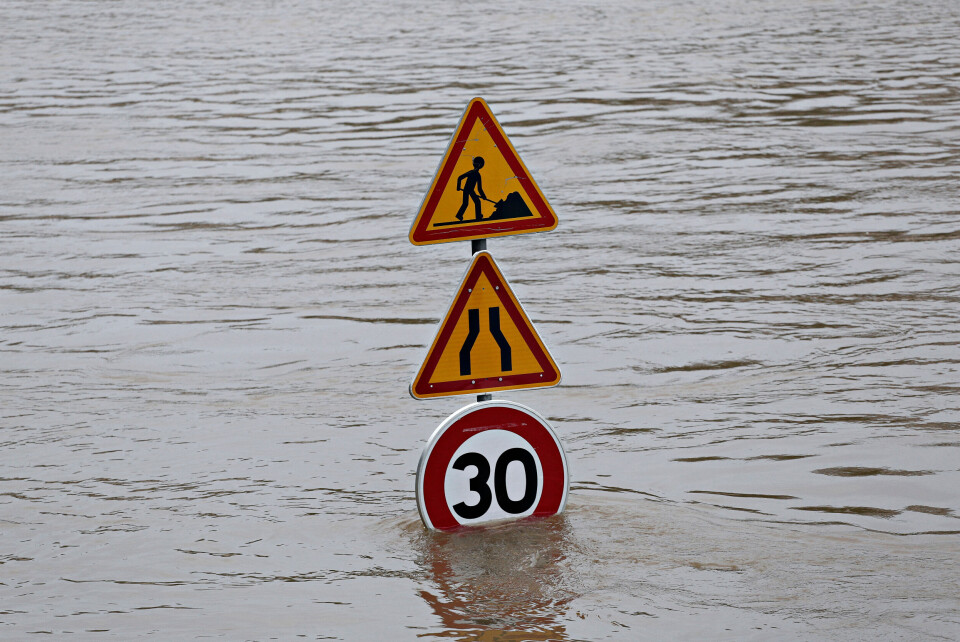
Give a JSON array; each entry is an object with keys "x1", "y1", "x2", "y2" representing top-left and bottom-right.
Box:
[
  {"x1": 455, "y1": 157, "x2": 486, "y2": 221},
  {"x1": 433, "y1": 155, "x2": 536, "y2": 227}
]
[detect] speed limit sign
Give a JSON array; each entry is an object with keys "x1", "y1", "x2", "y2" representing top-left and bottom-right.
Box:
[{"x1": 416, "y1": 400, "x2": 569, "y2": 531}]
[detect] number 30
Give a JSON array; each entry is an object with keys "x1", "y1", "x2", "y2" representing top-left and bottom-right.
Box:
[{"x1": 451, "y1": 448, "x2": 538, "y2": 519}]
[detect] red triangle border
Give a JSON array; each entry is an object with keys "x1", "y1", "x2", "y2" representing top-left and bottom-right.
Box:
[
  {"x1": 410, "y1": 99, "x2": 558, "y2": 244},
  {"x1": 412, "y1": 253, "x2": 560, "y2": 397}
]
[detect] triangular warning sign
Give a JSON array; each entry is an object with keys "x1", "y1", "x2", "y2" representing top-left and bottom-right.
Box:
[
  {"x1": 411, "y1": 252, "x2": 561, "y2": 399},
  {"x1": 409, "y1": 98, "x2": 558, "y2": 246}
]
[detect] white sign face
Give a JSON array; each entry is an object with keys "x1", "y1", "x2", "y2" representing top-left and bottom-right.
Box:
[
  {"x1": 443, "y1": 429, "x2": 544, "y2": 525},
  {"x1": 416, "y1": 400, "x2": 568, "y2": 531}
]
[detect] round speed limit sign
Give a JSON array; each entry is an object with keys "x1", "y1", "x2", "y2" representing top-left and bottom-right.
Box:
[{"x1": 416, "y1": 400, "x2": 569, "y2": 531}]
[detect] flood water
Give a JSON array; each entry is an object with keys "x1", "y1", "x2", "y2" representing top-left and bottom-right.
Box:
[{"x1": 2, "y1": 0, "x2": 960, "y2": 639}]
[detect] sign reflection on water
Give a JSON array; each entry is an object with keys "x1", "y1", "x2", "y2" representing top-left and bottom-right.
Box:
[{"x1": 416, "y1": 516, "x2": 576, "y2": 640}]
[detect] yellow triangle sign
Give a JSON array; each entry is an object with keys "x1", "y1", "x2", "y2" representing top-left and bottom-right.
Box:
[
  {"x1": 408, "y1": 98, "x2": 558, "y2": 246},
  {"x1": 410, "y1": 252, "x2": 561, "y2": 399}
]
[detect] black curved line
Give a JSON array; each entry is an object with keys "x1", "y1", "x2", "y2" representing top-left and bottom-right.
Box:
[
  {"x1": 459, "y1": 308, "x2": 480, "y2": 376},
  {"x1": 488, "y1": 307, "x2": 512, "y2": 372}
]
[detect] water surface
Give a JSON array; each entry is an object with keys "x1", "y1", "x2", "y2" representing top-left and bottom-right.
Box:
[{"x1": 2, "y1": 0, "x2": 960, "y2": 638}]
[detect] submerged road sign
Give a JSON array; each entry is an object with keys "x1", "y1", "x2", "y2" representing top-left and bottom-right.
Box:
[
  {"x1": 409, "y1": 97, "x2": 558, "y2": 246},
  {"x1": 416, "y1": 400, "x2": 569, "y2": 531},
  {"x1": 410, "y1": 251, "x2": 561, "y2": 399}
]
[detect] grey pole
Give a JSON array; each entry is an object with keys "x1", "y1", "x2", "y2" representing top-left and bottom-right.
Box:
[{"x1": 474, "y1": 237, "x2": 489, "y2": 402}]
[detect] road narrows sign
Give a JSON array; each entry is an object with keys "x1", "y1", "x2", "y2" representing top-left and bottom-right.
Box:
[
  {"x1": 408, "y1": 97, "x2": 558, "y2": 246},
  {"x1": 410, "y1": 251, "x2": 561, "y2": 399},
  {"x1": 416, "y1": 400, "x2": 569, "y2": 531}
]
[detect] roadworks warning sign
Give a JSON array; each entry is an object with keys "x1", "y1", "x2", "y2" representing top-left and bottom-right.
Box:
[{"x1": 409, "y1": 98, "x2": 558, "y2": 246}]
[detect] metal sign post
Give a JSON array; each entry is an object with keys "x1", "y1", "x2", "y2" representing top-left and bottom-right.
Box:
[{"x1": 473, "y1": 238, "x2": 487, "y2": 403}]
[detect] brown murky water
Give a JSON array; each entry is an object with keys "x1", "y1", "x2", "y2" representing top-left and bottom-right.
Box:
[{"x1": 2, "y1": 0, "x2": 960, "y2": 639}]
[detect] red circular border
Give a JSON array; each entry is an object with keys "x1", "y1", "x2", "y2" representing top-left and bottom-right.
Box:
[{"x1": 420, "y1": 404, "x2": 567, "y2": 531}]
